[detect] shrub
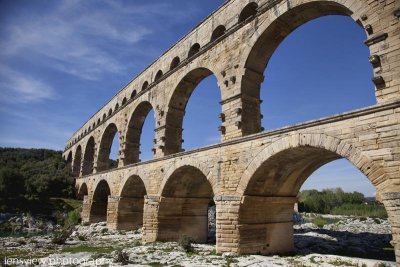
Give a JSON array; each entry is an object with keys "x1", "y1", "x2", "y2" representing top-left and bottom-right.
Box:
[
  {"x1": 178, "y1": 235, "x2": 194, "y2": 253},
  {"x1": 65, "y1": 209, "x2": 81, "y2": 227},
  {"x1": 113, "y1": 249, "x2": 130, "y2": 265},
  {"x1": 52, "y1": 228, "x2": 71, "y2": 244},
  {"x1": 78, "y1": 235, "x2": 86, "y2": 241},
  {"x1": 312, "y1": 217, "x2": 328, "y2": 228}
]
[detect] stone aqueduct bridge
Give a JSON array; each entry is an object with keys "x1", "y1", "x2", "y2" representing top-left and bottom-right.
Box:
[{"x1": 63, "y1": 0, "x2": 400, "y2": 263}]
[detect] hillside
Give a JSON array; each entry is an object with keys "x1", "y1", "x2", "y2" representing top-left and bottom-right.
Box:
[{"x1": 0, "y1": 147, "x2": 75, "y2": 214}]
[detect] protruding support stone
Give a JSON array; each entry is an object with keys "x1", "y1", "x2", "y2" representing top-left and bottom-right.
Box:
[{"x1": 381, "y1": 192, "x2": 400, "y2": 265}]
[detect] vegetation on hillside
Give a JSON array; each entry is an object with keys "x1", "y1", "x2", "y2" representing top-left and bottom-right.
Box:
[
  {"x1": 298, "y1": 188, "x2": 387, "y2": 218},
  {"x1": 0, "y1": 148, "x2": 75, "y2": 214}
]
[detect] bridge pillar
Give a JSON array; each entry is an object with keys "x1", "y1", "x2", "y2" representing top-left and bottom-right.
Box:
[
  {"x1": 106, "y1": 196, "x2": 145, "y2": 230},
  {"x1": 381, "y1": 192, "x2": 400, "y2": 265},
  {"x1": 214, "y1": 196, "x2": 241, "y2": 254},
  {"x1": 142, "y1": 195, "x2": 160, "y2": 243},
  {"x1": 81, "y1": 195, "x2": 91, "y2": 224},
  {"x1": 237, "y1": 196, "x2": 297, "y2": 255},
  {"x1": 221, "y1": 68, "x2": 264, "y2": 141},
  {"x1": 157, "y1": 196, "x2": 210, "y2": 242}
]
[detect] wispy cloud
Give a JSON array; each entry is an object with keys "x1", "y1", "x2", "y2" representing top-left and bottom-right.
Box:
[
  {"x1": 0, "y1": 1, "x2": 156, "y2": 81},
  {"x1": 0, "y1": 65, "x2": 55, "y2": 103}
]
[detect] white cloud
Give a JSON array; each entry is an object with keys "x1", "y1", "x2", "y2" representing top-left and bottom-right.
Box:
[
  {"x1": 0, "y1": 0, "x2": 154, "y2": 81},
  {"x1": 0, "y1": 65, "x2": 55, "y2": 103}
]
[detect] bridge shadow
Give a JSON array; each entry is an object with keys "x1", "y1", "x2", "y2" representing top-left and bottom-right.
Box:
[{"x1": 294, "y1": 227, "x2": 395, "y2": 261}]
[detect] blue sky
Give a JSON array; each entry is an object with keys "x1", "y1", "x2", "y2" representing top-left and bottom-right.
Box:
[{"x1": 0, "y1": 1, "x2": 377, "y2": 196}]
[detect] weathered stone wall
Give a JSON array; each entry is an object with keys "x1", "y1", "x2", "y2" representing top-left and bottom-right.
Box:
[{"x1": 64, "y1": 0, "x2": 400, "y2": 264}]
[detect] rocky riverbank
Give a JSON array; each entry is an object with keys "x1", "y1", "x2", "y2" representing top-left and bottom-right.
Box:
[{"x1": 1, "y1": 213, "x2": 396, "y2": 266}]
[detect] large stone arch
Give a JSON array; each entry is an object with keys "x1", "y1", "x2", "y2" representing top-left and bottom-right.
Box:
[
  {"x1": 77, "y1": 182, "x2": 88, "y2": 200},
  {"x1": 163, "y1": 67, "x2": 222, "y2": 155},
  {"x1": 72, "y1": 145, "x2": 82, "y2": 177},
  {"x1": 123, "y1": 101, "x2": 155, "y2": 165},
  {"x1": 113, "y1": 174, "x2": 148, "y2": 230},
  {"x1": 158, "y1": 157, "x2": 216, "y2": 196},
  {"x1": 66, "y1": 151, "x2": 73, "y2": 173},
  {"x1": 236, "y1": 133, "x2": 391, "y2": 255},
  {"x1": 82, "y1": 136, "x2": 95, "y2": 176},
  {"x1": 157, "y1": 162, "x2": 215, "y2": 243},
  {"x1": 89, "y1": 179, "x2": 111, "y2": 223},
  {"x1": 97, "y1": 123, "x2": 119, "y2": 172},
  {"x1": 238, "y1": 133, "x2": 388, "y2": 195},
  {"x1": 237, "y1": 0, "x2": 370, "y2": 135}
]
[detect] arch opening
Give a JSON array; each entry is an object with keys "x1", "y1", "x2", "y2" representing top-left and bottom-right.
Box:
[
  {"x1": 122, "y1": 97, "x2": 127, "y2": 105},
  {"x1": 97, "y1": 123, "x2": 119, "y2": 172},
  {"x1": 116, "y1": 175, "x2": 147, "y2": 230},
  {"x1": 164, "y1": 68, "x2": 221, "y2": 155},
  {"x1": 66, "y1": 151, "x2": 73, "y2": 173},
  {"x1": 238, "y1": 145, "x2": 392, "y2": 259},
  {"x1": 72, "y1": 146, "x2": 82, "y2": 177},
  {"x1": 158, "y1": 166, "x2": 215, "y2": 243},
  {"x1": 131, "y1": 90, "x2": 137, "y2": 99},
  {"x1": 239, "y1": 2, "x2": 258, "y2": 23},
  {"x1": 142, "y1": 81, "x2": 149, "y2": 91},
  {"x1": 170, "y1": 56, "x2": 180, "y2": 70},
  {"x1": 188, "y1": 43, "x2": 200, "y2": 58},
  {"x1": 90, "y1": 180, "x2": 110, "y2": 223},
  {"x1": 243, "y1": 2, "x2": 375, "y2": 132},
  {"x1": 77, "y1": 183, "x2": 88, "y2": 200},
  {"x1": 154, "y1": 70, "x2": 163, "y2": 82},
  {"x1": 124, "y1": 101, "x2": 155, "y2": 165},
  {"x1": 82, "y1": 136, "x2": 95, "y2": 176},
  {"x1": 210, "y1": 25, "x2": 226, "y2": 42}
]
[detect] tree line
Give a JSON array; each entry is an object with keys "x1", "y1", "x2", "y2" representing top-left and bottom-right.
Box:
[
  {"x1": 298, "y1": 188, "x2": 387, "y2": 218},
  {"x1": 0, "y1": 148, "x2": 74, "y2": 214}
]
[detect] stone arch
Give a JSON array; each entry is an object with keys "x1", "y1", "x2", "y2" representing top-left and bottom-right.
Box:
[
  {"x1": 108, "y1": 108, "x2": 112, "y2": 117},
  {"x1": 210, "y1": 25, "x2": 226, "y2": 42},
  {"x1": 66, "y1": 151, "x2": 73, "y2": 172},
  {"x1": 97, "y1": 123, "x2": 119, "y2": 172},
  {"x1": 123, "y1": 101, "x2": 155, "y2": 165},
  {"x1": 238, "y1": 133, "x2": 387, "y2": 254},
  {"x1": 170, "y1": 56, "x2": 180, "y2": 70},
  {"x1": 238, "y1": 2, "x2": 258, "y2": 23},
  {"x1": 163, "y1": 67, "x2": 221, "y2": 155},
  {"x1": 188, "y1": 43, "x2": 200, "y2": 58},
  {"x1": 142, "y1": 81, "x2": 149, "y2": 91},
  {"x1": 158, "y1": 157, "x2": 215, "y2": 196},
  {"x1": 103, "y1": 113, "x2": 106, "y2": 121},
  {"x1": 82, "y1": 136, "x2": 95, "y2": 176},
  {"x1": 237, "y1": 0, "x2": 367, "y2": 134},
  {"x1": 115, "y1": 103, "x2": 119, "y2": 111},
  {"x1": 115, "y1": 174, "x2": 148, "y2": 230},
  {"x1": 154, "y1": 70, "x2": 163, "y2": 82},
  {"x1": 122, "y1": 97, "x2": 127, "y2": 105},
  {"x1": 236, "y1": 133, "x2": 390, "y2": 255},
  {"x1": 77, "y1": 183, "x2": 88, "y2": 200},
  {"x1": 238, "y1": 133, "x2": 388, "y2": 195},
  {"x1": 131, "y1": 90, "x2": 137, "y2": 99},
  {"x1": 89, "y1": 180, "x2": 111, "y2": 223},
  {"x1": 157, "y1": 164, "x2": 215, "y2": 243},
  {"x1": 72, "y1": 145, "x2": 82, "y2": 177}
]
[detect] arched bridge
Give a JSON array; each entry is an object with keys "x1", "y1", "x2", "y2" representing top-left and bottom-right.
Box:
[{"x1": 63, "y1": 0, "x2": 400, "y2": 263}]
